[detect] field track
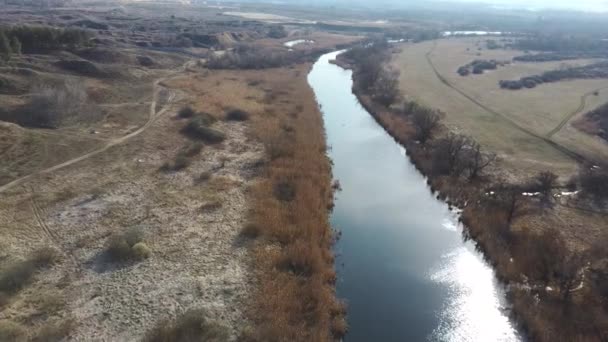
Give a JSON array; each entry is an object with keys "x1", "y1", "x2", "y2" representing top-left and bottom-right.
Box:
[
  {"x1": 424, "y1": 41, "x2": 589, "y2": 164},
  {"x1": 0, "y1": 61, "x2": 193, "y2": 194}
]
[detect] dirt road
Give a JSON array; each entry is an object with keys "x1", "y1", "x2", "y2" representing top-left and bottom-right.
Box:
[{"x1": 0, "y1": 61, "x2": 192, "y2": 194}]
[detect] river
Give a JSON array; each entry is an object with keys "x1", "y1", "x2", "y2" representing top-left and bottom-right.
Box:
[{"x1": 308, "y1": 51, "x2": 522, "y2": 341}]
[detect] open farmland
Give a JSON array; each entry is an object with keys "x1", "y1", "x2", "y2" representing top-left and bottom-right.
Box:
[{"x1": 391, "y1": 38, "x2": 608, "y2": 178}]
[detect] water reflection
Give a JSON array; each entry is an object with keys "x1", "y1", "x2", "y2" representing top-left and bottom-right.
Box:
[
  {"x1": 430, "y1": 245, "x2": 520, "y2": 342},
  {"x1": 308, "y1": 51, "x2": 521, "y2": 342}
]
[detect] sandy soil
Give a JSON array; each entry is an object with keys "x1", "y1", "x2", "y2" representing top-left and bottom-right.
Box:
[{"x1": 0, "y1": 69, "x2": 264, "y2": 340}]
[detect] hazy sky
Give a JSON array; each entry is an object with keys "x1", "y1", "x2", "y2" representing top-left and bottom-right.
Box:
[{"x1": 447, "y1": 0, "x2": 608, "y2": 12}]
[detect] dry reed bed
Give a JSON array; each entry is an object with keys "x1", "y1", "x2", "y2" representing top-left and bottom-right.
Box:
[{"x1": 242, "y1": 65, "x2": 346, "y2": 341}]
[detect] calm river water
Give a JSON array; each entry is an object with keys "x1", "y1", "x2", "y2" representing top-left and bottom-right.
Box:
[{"x1": 308, "y1": 51, "x2": 522, "y2": 342}]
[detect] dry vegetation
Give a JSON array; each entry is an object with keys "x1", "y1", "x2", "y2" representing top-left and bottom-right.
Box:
[
  {"x1": 243, "y1": 66, "x2": 347, "y2": 340},
  {"x1": 0, "y1": 2, "x2": 355, "y2": 337},
  {"x1": 169, "y1": 64, "x2": 347, "y2": 340}
]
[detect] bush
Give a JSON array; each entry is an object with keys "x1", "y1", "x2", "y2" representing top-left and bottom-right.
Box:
[
  {"x1": 267, "y1": 25, "x2": 287, "y2": 39},
  {"x1": 178, "y1": 106, "x2": 195, "y2": 119},
  {"x1": 31, "y1": 319, "x2": 74, "y2": 342},
  {"x1": 54, "y1": 60, "x2": 102, "y2": 77},
  {"x1": 181, "y1": 143, "x2": 203, "y2": 157},
  {"x1": 106, "y1": 228, "x2": 149, "y2": 262},
  {"x1": 181, "y1": 118, "x2": 226, "y2": 143},
  {"x1": 106, "y1": 235, "x2": 132, "y2": 262},
  {"x1": 411, "y1": 108, "x2": 440, "y2": 144},
  {"x1": 132, "y1": 243, "x2": 152, "y2": 260},
  {"x1": 137, "y1": 55, "x2": 155, "y2": 67},
  {"x1": 195, "y1": 171, "x2": 212, "y2": 184},
  {"x1": 241, "y1": 224, "x2": 261, "y2": 239},
  {"x1": 144, "y1": 309, "x2": 229, "y2": 342},
  {"x1": 17, "y1": 78, "x2": 89, "y2": 128},
  {"x1": 172, "y1": 155, "x2": 191, "y2": 171},
  {"x1": 225, "y1": 109, "x2": 250, "y2": 121},
  {"x1": 579, "y1": 167, "x2": 608, "y2": 205},
  {"x1": 274, "y1": 182, "x2": 296, "y2": 202},
  {"x1": 30, "y1": 247, "x2": 59, "y2": 268},
  {"x1": 0, "y1": 247, "x2": 58, "y2": 294},
  {"x1": 0, "y1": 320, "x2": 25, "y2": 341}
]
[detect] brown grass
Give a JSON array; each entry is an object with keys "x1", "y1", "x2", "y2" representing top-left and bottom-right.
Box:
[
  {"x1": 164, "y1": 62, "x2": 345, "y2": 340},
  {"x1": 144, "y1": 309, "x2": 229, "y2": 342},
  {"x1": 244, "y1": 64, "x2": 345, "y2": 341}
]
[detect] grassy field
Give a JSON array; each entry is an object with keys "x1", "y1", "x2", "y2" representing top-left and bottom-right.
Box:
[{"x1": 392, "y1": 38, "x2": 608, "y2": 178}]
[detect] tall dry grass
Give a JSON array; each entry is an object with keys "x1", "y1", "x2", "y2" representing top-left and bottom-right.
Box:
[{"x1": 245, "y1": 65, "x2": 345, "y2": 341}]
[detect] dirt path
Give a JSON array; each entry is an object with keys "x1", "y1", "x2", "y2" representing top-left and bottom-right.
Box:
[
  {"x1": 0, "y1": 62, "x2": 191, "y2": 194},
  {"x1": 424, "y1": 42, "x2": 587, "y2": 164},
  {"x1": 546, "y1": 87, "x2": 608, "y2": 138}
]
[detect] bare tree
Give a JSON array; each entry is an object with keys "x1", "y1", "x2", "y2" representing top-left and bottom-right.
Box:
[
  {"x1": 411, "y1": 109, "x2": 440, "y2": 144},
  {"x1": 462, "y1": 141, "x2": 497, "y2": 181},
  {"x1": 372, "y1": 67, "x2": 400, "y2": 107},
  {"x1": 431, "y1": 133, "x2": 471, "y2": 176},
  {"x1": 535, "y1": 171, "x2": 558, "y2": 206},
  {"x1": 22, "y1": 78, "x2": 89, "y2": 128},
  {"x1": 490, "y1": 182, "x2": 525, "y2": 224},
  {"x1": 517, "y1": 229, "x2": 567, "y2": 286},
  {"x1": 579, "y1": 167, "x2": 608, "y2": 206}
]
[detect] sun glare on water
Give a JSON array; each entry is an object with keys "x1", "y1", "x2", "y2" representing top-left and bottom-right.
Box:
[{"x1": 429, "y1": 246, "x2": 520, "y2": 342}]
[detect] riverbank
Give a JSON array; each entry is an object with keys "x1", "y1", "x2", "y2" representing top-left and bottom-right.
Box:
[
  {"x1": 317, "y1": 51, "x2": 520, "y2": 341},
  {"x1": 336, "y1": 49, "x2": 608, "y2": 341},
  {"x1": 241, "y1": 63, "x2": 346, "y2": 341}
]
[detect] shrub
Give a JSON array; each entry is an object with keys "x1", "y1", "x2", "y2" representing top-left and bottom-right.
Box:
[
  {"x1": 17, "y1": 78, "x2": 90, "y2": 128},
  {"x1": 579, "y1": 167, "x2": 608, "y2": 205},
  {"x1": 241, "y1": 224, "x2": 261, "y2": 239},
  {"x1": 144, "y1": 309, "x2": 229, "y2": 342},
  {"x1": 181, "y1": 118, "x2": 226, "y2": 143},
  {"x1": 54, "y1": 60, "x2": 102, "y2": 77},
  {"x1": 182, "y1": 142, "x2": 203, "y2": 157},
  {"x1": 274, "y1": 182, "x2": 296, "y2": 202},
  {"x1": 31, "y1": 319, "x2": 74, "y2": 342},
  {"x1": 137, "y1": 55, "x2": 155, "y2": 67},
  {"x1": 132, "y1": 243, "x2": 152, "y2": 260},
  {"x1": 225, "y1": 109, "x2": 250, "y2": 121},
  {"x1": 106, "y1": 228, "x2": 149, "y2": 262},
  {"x1": 0, "y1": 247, "x2": 58, "y2": 294},
  {"x1": 411, "y1": 108, "x2": 440, "y2": 144},
  {"x1": 123, "y1": 227, "x2": 144, "y2": 247},
  {"x1": 0, "y1": 261, "x2": 35, "y2": 294},
  {"x1": 178, "y1": 106, "x2": 195, "y2": 119},
  {"x1": 457, "y1": 66, "x2": 470, "y2": 76},
  {"x1": 196, "y1": 171, "x2": 212, "y2": 183},
  {"x1": 267, "y1": 25, "x2": 287, "y2": 39},
  {"x1": 0, "y1": 320, "x2": 25, "y2": 341},
  {"x1": 172, "y1": 155, "x2": 191, "y2": 171},
  {"x1": 30, "y1": 247, "x2": 59, "y2": 268},
  {"x1": 106, "y1": 235, "x2": 132, "y2": 262}
]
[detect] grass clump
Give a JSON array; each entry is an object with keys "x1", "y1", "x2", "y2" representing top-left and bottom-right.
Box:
[
  {"x1": 195, "y1": 171, "x2": 212, "y2": 184},
  {"x1": 0, "y1": 247, "x2": 59, "y2": 294},
  {"x1": 160, "y1": 143, "x2": 202, "y2": 172},
  {"x1": 225, "y1": 108, "x2": 250, "y2": 121},
  {"x1": 178, "y1": 106, "x2": 196, "y2": 119},
  {"x1": 106, "y1": 228, "x2": 150, "y2": 262},
  {"x1": 0, "y1": 320, "x2": 26, "y2": 341},
  {"x1": 143, "y1": 309, "x2": 229, "y2": 342},
  {"x1": 241, "y1": 224, "x2": 261, "y2": 239},
  {"x1": 181, "y1": 116, "x2": 225, "y2": 144},
  {"x1": 31, "y1": 319, "x2": 74, "y2": 342}
]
